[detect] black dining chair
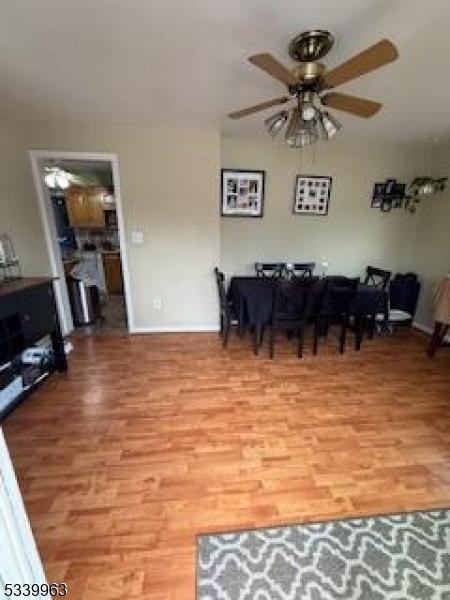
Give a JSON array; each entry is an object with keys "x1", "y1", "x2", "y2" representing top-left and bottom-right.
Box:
[
  {"x1": 361, "y1": 267, "x2": 391, "y2": 340},
  {"x1": 285, "y1": 262, "x2": 316, "y2": 279},
  {"x1": 255, "y1": 262, "x2": 285, "y2": 279},
  {"x1": 313, "y1": 277, "x2": 359, "y2": 355},
  {"x1": 214, "y1": 267, "x2": 238, "y2": 347},
  {"x1": 268, "y1": 278, "x2": 318, "y2": 359},
  {"x1": 364, "y1": 266, "x2": 391, "y2": 290}
]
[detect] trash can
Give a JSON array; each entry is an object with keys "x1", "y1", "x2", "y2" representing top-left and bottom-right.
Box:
[{"x1": 67, "y1": 275, "x2": 99, "y2": 325}]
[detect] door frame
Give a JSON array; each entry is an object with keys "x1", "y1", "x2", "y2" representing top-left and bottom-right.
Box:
[
  {"x1": 29, "y1": 150, "x2": 134, "y2": 335},
  {"x1": 0, "y1": 428, "x2": 47, "y2": 596}
]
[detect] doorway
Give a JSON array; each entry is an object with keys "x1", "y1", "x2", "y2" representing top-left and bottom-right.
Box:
[{"x1": 30, "y1": 151, "x2": 133, "y2": 336}]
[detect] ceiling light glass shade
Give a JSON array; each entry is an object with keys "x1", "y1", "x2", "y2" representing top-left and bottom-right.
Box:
[
  {"x1": 301, "y1": 104, "x2": 316, "y2": 121},
  {"x1": 44, "y1": 167, "x2": 70, "y2": 190},
  {"x1": 264, "y1": 110, "x2": 289, "y2": 136},
  {"x1": 44, "y1": 170, "x2": 58, "y2": 189},
  {"x1": 316, "y1": 113, "x2": 329, "y2": 139},
  {"x1": 285, "y1": 109, "x2": 318, "y2": 148},
  {"x1": 56, "y1": 172, "x2": 70, "y2": 189},
  {"x1": 320, "y1": 111, "x2": 342, "y2": 139}
]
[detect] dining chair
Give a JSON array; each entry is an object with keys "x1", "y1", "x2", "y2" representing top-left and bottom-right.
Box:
[
  {"x1": 384, "y1": 272, "x2": 421, "y2": 330},
  {"x1": 255, "y1": 262, "x2": 285, "y2": 279},
  {"x1": 364, "y1": 266, "x2": 391, "y2": 290},
  {"x1": 361, "y1": 266, "x2": 392, "y2": 339},
  {"x1": 213, "y1": 267, "x2": 238, "y2": 347},
  {"x1": 268, "y1": 277, "x2": 318, "y2": 359},
  {"x1": 313, "y1": 277, "x2": 359, "y2": 354},
  {"x1": 285, "y1": 262, "x2": 316, "y2": 279}
]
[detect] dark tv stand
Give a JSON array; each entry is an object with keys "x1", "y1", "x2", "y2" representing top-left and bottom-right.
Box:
[{"x1": 0, "y1": 277, "x2": 67, "y2": 418}]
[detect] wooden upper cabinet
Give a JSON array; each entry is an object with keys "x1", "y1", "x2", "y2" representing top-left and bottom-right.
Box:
[{"x1": 65, "y1": 186, "x2": 106, "y2": 228}]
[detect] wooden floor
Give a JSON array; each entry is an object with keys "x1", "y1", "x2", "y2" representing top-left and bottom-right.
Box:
[{"x1": 3, "y1": 329, "x2": 450, "y2": 599}]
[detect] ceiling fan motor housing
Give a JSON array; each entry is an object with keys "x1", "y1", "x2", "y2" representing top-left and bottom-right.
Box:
[
  {"x1": 288, "y1": 30, "x2": 334, "y2": 62},
  {"x1": 288, "y1": 31, "x2": 333, "y2": 93},
  {"x1": 291, "y1": 62, "x2": 326, "y2": 91}
]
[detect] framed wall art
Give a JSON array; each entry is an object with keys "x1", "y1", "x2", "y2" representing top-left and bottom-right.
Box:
[
  {"x1": 293, "y1": 175, "x2": 332, "y2": 216},
  {"x1": 371, "y1": 179, "x2": 406, "y2": 212},
  {"x1": 221, "y1": 169, "x2": 265, "y2": 217}
]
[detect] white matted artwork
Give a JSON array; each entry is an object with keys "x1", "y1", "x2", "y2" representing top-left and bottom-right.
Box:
[
  {"x1": 293, "y1": 175, "x2": 332, "y2": 216},
  {"x1": 221, "y1": 169, "x2": 265, "y2": 217}
]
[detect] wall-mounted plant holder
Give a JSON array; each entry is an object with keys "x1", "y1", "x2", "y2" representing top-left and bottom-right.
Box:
[{"x1": 404, "y1": 177, "x2": 447, "y2": 213}]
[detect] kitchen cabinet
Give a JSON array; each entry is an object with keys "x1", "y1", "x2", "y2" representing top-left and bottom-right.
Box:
[
  {"x1": 65, "y1": 186, "x2": 106, "y2": 228},
  {"x1": 103, "y1": 253, "x2": 123, "y2": 294}
]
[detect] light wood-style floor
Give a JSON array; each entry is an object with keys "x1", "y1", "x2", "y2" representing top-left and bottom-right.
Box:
[{"x1": 3, "y1": 329, "x2": 450, "y2": 599}]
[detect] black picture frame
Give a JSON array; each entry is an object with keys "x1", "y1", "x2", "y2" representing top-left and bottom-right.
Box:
[
  {"x1": 371, "y1": 179, "x2": 406, "y2": 210},
  {"x1": 221, "y1": 169, "x2": 265, "y2": 217},
  {"x1": 293, "y1": 175, "x2": 332, "y2": 216},
  {"x1": 371, "y1": 182, "x2": 386, "y2": 207}
]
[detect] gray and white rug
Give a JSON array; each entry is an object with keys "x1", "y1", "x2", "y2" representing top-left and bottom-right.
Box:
[{"x1": 197, "y1": 509, "x2": 450, "y2": 599}]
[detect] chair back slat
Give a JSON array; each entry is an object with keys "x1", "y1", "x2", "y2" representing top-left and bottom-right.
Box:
[
  {"x1": 214, "y1": 267, "x2": 227, "y2": 309},
  {"x1": 255, "y1": 262, "x2": 285, "y2": 279},
  {"x1": 320, "y1": 277, "x2": 359, "y2": 317},
  {"x1": 364, "y1": 266, "x2": 391, "y2": 290},
  {"x1": 271, "y1": 277, "x2": 319, "y2": 324},
  {"x1": 286, "y1": 262, "x2": 316, "y2": 279}
]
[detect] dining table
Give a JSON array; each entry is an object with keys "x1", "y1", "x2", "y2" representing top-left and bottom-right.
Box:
[{"x1": 227, "y1": 275, "x2": 388, "y2": 351}]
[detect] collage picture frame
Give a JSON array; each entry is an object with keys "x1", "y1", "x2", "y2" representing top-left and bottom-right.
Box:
[
  {"x1": 293, "y1": 175, "x2": 332, "y2": 216},
  {"x1": 221, "y1": 169, "x2": 265, "y2": 217}
]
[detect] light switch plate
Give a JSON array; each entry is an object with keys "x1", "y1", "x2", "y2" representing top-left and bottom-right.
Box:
[
  {"x1": 153, "y1": 299, "x2": 162, "y2": 311},
  {"x1": 131, "y1": 230, "x2": 144, "y2": 245}
]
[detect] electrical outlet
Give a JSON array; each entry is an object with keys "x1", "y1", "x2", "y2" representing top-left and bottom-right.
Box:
[{"x1": 152, "y1": 298, "x2": 162, "y2": 311}]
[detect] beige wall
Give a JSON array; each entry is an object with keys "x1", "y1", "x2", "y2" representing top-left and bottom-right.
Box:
[
  {"x1": 1, "y1": 118, "x2": 446, "y2": 333},
  {"x1": 413, "y1": 146, "x2": 450, "y2": 329},
  {"x1": 0, "y1": 120, "x2": 221, "y2": 330},
  {"x1": 220, "y1": 136, "x2": 433, "y2": 280},
  {"x1": 0, "y1": 121, "x2": 49, "y2": 275}
]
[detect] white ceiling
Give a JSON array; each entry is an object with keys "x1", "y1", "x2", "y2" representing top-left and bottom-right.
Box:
[{"x1": 1, "y1": 0, "x2": 449, "y2": 143}]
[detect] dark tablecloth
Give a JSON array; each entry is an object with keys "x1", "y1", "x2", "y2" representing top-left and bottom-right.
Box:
[{"x1": 228, "y1": 277, "x2": 387, "y2": 328}]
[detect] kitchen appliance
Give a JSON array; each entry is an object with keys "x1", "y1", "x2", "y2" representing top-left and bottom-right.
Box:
[
  {"x1": 67, "y1": 275, "x2": 101, "y2": 326},
  {"x1": 51, "y1": 195, "x2": 77, "y2": 251}
]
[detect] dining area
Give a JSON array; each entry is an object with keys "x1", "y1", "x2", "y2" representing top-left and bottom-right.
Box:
[{"x1": 215, "y1": 263, "x2": 420, "y2": 358}]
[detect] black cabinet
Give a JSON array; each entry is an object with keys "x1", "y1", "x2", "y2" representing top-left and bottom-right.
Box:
[
  {"x1": 0, "y1": 278, "x2": 67, "y2": 371},
  {"x1": 18, "y1": 284, "x2": 57, "y2": 344}
]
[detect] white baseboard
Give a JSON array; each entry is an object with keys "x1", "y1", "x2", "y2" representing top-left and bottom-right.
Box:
[
  {"x1": 413, "y1": 321, "x2": 450, "y2": 342},
  {"x1": 130, "y1": 325, "x2": 220, "y2": 334}
]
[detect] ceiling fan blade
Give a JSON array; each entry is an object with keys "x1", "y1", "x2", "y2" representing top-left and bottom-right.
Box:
[
  {"x1": 248, "y1": 53, "x2": 297, "y2": 86},
  {"x1": 323, "y1": 39, "x2": 398, "y2": 88},
  {"x1": 321, "y1": 92, "x2": 382, "y2": 117},
  {"x1": 228, "y1": 96, "x2": 290, "y2": 119}
]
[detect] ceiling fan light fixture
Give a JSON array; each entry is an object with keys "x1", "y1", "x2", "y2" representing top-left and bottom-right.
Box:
[
  {"x1": 228, "y1": 32, "x2": 398, "y2": 149},
  {"x1": 44, "y1": 166, "x2": 71, "y2": 190},
  {"x1": 264, "y1": 110, "x2": 289, "y2": 136},
  {"x1": 285, "y1": 109, "x2": 318, "y2": 147},
  {"x1": 301, "y1": 104, "x2": 316, "y2": 122},
  {"x1": 316, "y1": 112, "x2": 329, "y2": 139},
  {"x1": 290, "y1": 130, "x2": 318, "y2": 148},
  {"x1": 320, "y1": 111, "x2": 342, "y2": 139},
  {"x1": 44, "y1": 170, "x2": 58, "y2": 189}
]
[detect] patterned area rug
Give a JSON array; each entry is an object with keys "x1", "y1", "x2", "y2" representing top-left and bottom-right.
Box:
[{"x1": 197, "y1": 509, "x2": 450, "y2": 599}]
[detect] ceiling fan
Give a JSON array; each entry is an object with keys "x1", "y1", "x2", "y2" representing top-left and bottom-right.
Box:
[{"x1": 228, "y1": 30, "x2": 399, "y2": 147}]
